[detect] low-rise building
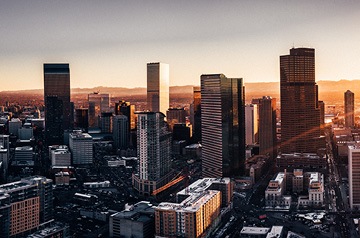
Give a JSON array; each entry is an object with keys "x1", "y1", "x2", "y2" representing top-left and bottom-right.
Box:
[{"x1": 109, "y1": 201, "x2": 155, "y2": 238}]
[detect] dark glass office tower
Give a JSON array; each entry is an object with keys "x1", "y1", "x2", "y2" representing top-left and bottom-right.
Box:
[
  {"x1": 344, "y1": 90, "x2": 355, "y2": 128},
  {"x1": 201, "y1": 74, "x2": 245, "y2": 178},
  {"x1": 280, "y1": 48, "x2": 322, "y2": 153},
  {"x1": 44, "y1": 63, "x2": 70, "y2": 145},
  {"x1": 258, "y1": 96, "x2": 277, "y2": 159}
]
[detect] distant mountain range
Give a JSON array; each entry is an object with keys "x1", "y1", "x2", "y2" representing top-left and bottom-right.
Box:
[{"x1": 2, "y1": 80, "x2": 360, "y2": 103}]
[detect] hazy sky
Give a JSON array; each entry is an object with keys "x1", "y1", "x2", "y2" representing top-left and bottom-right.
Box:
[{"x1": 1, "y1": 0, "x2": 360, "y2": 90}]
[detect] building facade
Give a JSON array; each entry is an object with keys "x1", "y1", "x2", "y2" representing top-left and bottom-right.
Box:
[
  {"x1": 245, "y1": 104, "x2": 258, "y2": 145},
  {"x1": 257, "y1": 96, "x2": 277, "y2": 159},
  {"x1": 69, "y1": 131, "x2": 93, "y2": 165},
  {"x1": 44, "y1": 64, "x2": 70, "y2": 145},
  {"x1": 201, "y1": 74, "x2": 245, "y2": 177},
  {"x1": 113, "y1": 115, "x2": 129, "y2": 150},
  {"x1": 147, "y1": 62, "x2": 169, "y2": 115},
  {"x1": 0, "y1": 176, "x2": 53, "y2": 238},
  {"x1": 349, "y1": 145, "x2": 360, "y2": 209},
  {"x1": 132, "y1": 112, "x2": 172, "y2": 195},
  {"x1": 280, "y1": 48, "x2": 323, "y2": 153},
  {"x1": 88, "y1": 92, "x2": 110, "y2": 128},
  {"x1": 344, "y1": 90, "x2": 355, "y2": 128}
]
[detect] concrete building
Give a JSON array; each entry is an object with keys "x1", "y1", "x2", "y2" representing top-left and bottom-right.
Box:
[
  {"x1": 147, "y1": 62, "x2": 169, "y2": 116},
  {"x1": 240, "y1": 226, "x2": 284, "y2": 238},
  {"x1": 0, "y1": 176, "x2": 53, "y2": 237},
  {"x1": 132, "y1": 112, "x2": 172, "y2": 195},
  {"x1": 155, "y1": 190, "x2": 221, "y2": 238},
  {"x1": 349, "y1": 145, "x2": 360, "y2": 209},
  {"x1": 27, "y1": 222, "x2": 70, "y2": 238},
  {"x1": 280, "y1": 48, "x2": 323, "y2": 153},
  {"x1": 276, "y1": 153, "x2": 326, "y2": 169},
  {"x1": 265, "y1": 172, "x2": 291, "y2": 207},
  {"x1": 69, "y1": 131, "x2": 93, "y2": 165},
  {"x1": 245, "y1": 104, "x2": 258, "y2": 145},
  {"x1": 298, "y1": 172, "x2": 324, "y2": 206},
  {"x1": 18, "y1": 122, "x2": 33, "y2": 140},
  {"x1": 177, "y1": 177, "x2": 233, "y2": 208},
  {"x1": 345, "y1": 90, "x2": 355, "y2": 128},
  {"x1": 14, "y1": 146, "x2": 33, "y2": 166},
  {"x1": 49, "y1": 145, "x2": 71, "y2": 167},
  {"x1": 109, "y1": 201, "x2": 155, "y2": 238},
  {"x1": 9, "y1": 118, "x2": 22, "y2": 137},
  {"x1": 54, "y1": 172, "x2": 70, "y2": 185},
  {"x1": 83, "y1": 181, "x2": 110, "y2": 188},
  {"x1": 201, "y1": 74, "x2": 245, "y2": 177}
]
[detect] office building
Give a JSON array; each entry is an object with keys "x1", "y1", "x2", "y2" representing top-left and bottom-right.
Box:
[
  {"x1": 44, "y1": 64, "x2": 70, "y2": 145},
  {"x1": 155, "y1": 180, "x2": 222, "y2": 238},
  {"x1": 0, "y1": 176, "x2": 53, "y2": 237},
  {"x1": 190, "y1": 86, "x2": 201, "y2": 142},
  {"x1": 88, "y1": 92, "x2": 110, "y2": 128},
  {"x1": 147, "y1": 62, "x2": 169, "y2": 115},
  {"x1": 100, "y1": 112, "x2": 113, "y2": 133},
  {"x1": 49, "y1": 145, "x2": 71, "y2": 167},
  {"x1": 18, "y1": 123, "x2": 33, "y2": 140},
  {"x1": 14, "y1": 146, "x2": 33, "y2": 166},
  {"x1": 173, "y1": 123, "x2": 191, "y2": 142},
  {"x1": 345, "y1": 90, "x2": 355, "y2": 128},
  {"x1": 201, "y1": 74, "x2": 245, "y2": 177},
  {"x1": 245, "y1": 104, "x2": 258, "y2": 145},
  {"x1": 69, "y1": 131, "x2": 93, "y2": 165},
  {"x1": 166, "y1": 107, "x2": 186, "y2": 130},
  {"x1": 318, "y1": 100, "x2": 325, "y2": 135},
  {"x1": 257, "y1": 97, "x2": 277, "y2": 159},
  {"x1": 109, "y1": 201, "x2": 155, "y2": 238},
  {"x1": 280, "y1": 48, "x2": 323, "y2": 153},
  {"x1": 115, "y1": 100, "x2": 136, "y2": 130},
  {"x1": 113, "y1": 115, "x2": 129, "y2": 150},
  {"x1": 349, "y1": 145, "x2": 360, "y2": 209},
  {"x1": 75, "y1": 108, "x2": 88, "y2": 131},
  {"x1": 8, "y1": 118, "x2": 22, "y2": 137},
  {"x1": 132, "y1": 112, "x2": 172, "y2": 195}
]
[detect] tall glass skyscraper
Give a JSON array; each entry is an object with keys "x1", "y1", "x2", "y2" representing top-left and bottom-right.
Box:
[
  {"x1": 280, "y1": 48, "x2": 323, "y2": 153},
  {"x1": 201, "y1": 74, "x2": 245, "y2": 178},
  {"x1": 147, "y1": 62, "x2": 169, "y2": 115},
  {"x1": 88, "y1": 92, "x2": 110, "y2": 128},
  {"x1": 44, "y1": 63, "x2": 70, "y2": 145}
]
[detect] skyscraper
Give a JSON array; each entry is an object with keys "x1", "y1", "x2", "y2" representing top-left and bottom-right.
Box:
[
  {"x1": 69, "y1": 131, "x2": 93, "y2": 165},
  {"x1": 245, "y1": 104, "x2": 258, "y2": 145},
  {"x1": 115, "y1": 100, "x2": 136, "y2": 130},
  {"x1": 147, "y1": 62, "x2": 169, "y2": 115},
  {"x1": 88, "y1": 92, "x2": 110, "y2": 128},
  {"x1": 132, "y1": 112, "x2": 172, "y2": 195},
  {"x1": 348, "y1": 145, "x2": 360, "y2": 209},
  {"x1": 280, "y1": 48, "x2": 322, "y2": 153},
  {"x1": 112, "y1": 115, "x2": 129, "y2": 150},
  {"x1": 344, "y1": 90, "x2": 355, "y2": 128},
  {"x1": 201, "y1": 74, "x2": 245, "y2": 178},
  {"x1": 258, "y1": 96, "x2": 277, "y2": 159},
  {"x1": 44, "y1": 63, "x2": 70, "y2": 145}
]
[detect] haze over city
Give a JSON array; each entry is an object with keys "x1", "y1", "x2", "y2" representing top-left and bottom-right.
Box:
[{"x1": 1, "y1": 0, "x2": 360, "y2": 90}]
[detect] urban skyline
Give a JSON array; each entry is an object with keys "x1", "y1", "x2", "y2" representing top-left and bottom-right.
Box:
[{"x1": 1, "y1": 1, "x2": 360, "y2": 90}]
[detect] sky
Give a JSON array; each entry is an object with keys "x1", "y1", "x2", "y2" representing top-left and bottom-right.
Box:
[{"x1": 1, "y1": 0, "x2": 360, "y2": 90}]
